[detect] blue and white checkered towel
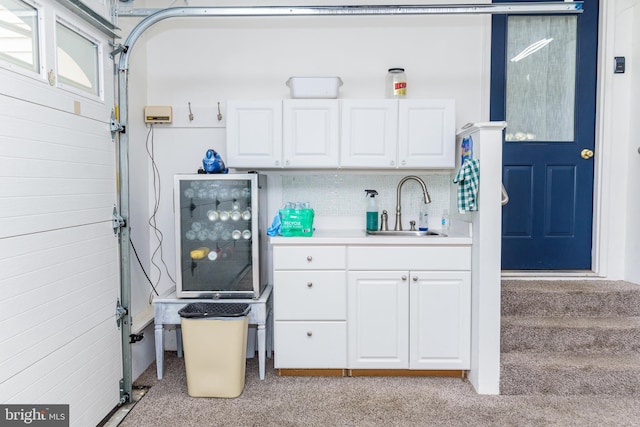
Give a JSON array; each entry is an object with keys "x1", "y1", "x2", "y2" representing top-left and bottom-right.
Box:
[{"x1": 453, "y1": 159, "x2": 480, "y2": 213}]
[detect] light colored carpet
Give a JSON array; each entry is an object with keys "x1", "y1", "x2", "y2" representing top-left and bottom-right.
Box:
[
  {"x1": 501, "y1": 280, "x2": 640, "y2": 395},
  {"x1": 119, "y1": 353, "x2": 640, "y2": 427}
]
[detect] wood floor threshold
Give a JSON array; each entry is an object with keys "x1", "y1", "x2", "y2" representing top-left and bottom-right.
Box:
[{"x1": 277, "y1": 369, "x2": 465, "y2": 378}]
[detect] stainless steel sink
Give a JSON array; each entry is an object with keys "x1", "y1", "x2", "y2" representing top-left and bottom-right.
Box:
[{"x1": 367, "y1": 230, "x2": 446, "y2": 237}]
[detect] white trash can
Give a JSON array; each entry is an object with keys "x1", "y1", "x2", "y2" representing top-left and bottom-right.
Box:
[{"x1": 178, "y1": 302, "x2": 250, "y2": 398}]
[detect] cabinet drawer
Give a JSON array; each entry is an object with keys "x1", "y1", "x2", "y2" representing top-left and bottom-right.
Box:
[
  {"x1": 274, "y1": 271, "x2": 346, "y2": 320},
  {"x1": 348, "y1": 246, "x2": 471, "y2": 270},
  {"x1": 274, "y1": 321, "x2": 347, "y2": 369},
  {"x1": 273, "y1": 246, "x2": 346, "y2": 270}
]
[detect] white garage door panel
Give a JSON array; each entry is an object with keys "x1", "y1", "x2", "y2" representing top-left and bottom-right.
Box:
[
  {"x1": 0, "y1": 102, "x2": 111, "y2": 150},
  {"x1": 0, "y1": 176, "x2": 114, "y2": 198},
  {"x1": 0, "y1": 195, "x2": 115, "y2": 239},
  {"x1": 0, "y1": 225, "x2": 118, "y2": 378},
  {"x1": 0, "y1": 8, "x2": 121, "y2": 418},
  {"x1": 0, "y1": 94, "x2": 115, "y2": 239},
  {"x1": 0, "y1": 223, "x2": 113, "y2": 284},
  {"x1": 1, "y1": 319, "x2": 121, "y2": 422},
  {"x1": 0, "y1": 271, "x2": 117, "y2": 381},
  {"x1": 0, "y1": 69, "x2": 111, "y2": 123}
]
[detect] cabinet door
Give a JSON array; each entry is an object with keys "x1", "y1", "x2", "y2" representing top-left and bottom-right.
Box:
[
  {"x1": 226, "y1": 100, "x2": 282, "y2": 168},
  {"x1": 340, "y1": 100, "x2": 398, "y2": 168},
  {"x1": 283, "y1": 100, "x2": 340, "y2": 168},
  {"x1": 348, "y1": 271, "x2": 409, "y2": 369},
  {"x1": 409, "y1": 270, "x2": 471, "y2": 370},
  {"x1": 397, "y1": 99, "x2": 456, "y2": 168}
]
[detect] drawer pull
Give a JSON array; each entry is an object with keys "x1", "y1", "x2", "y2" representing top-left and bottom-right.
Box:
[
  {"x1": 402, "y1": 275, "x2": 407, "y2": 281},
  {"x1": 307, "y1": 282, "x2": 313, "y2": 288},
  {"x1": 306, "y1": 331, "x2": 313, "y2": 337},
  {"x1": 412, "y1": 276, "x2": 418, "y2": 282},
  {"x1": 306, "y1": 255, "x2": 313, "y2": 262}
]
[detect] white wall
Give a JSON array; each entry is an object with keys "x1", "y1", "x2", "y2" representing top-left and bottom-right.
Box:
[
  {"x1": 597, "y1": 0, "x2": 640, "y2": 281},
  {"x1": 118, "y1": 0, "x2": 640, "y2": 379},
  {"x1": 622, "y1": 1, "x2": 640, "y2": 282},
  {"x1": 122, "y1": 1, "x2": 490, "y2": 303}
]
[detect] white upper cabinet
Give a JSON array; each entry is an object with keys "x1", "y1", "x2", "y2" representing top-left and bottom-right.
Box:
[
  {"x1": 340, "y1": 100, "x2": 398, "y2": 168},
  {"x1": 226, "y1": 98, "x2": 455, "y2": 169},
  {"x1": 283, "y1": 100, "x2": 340, "y2": 167},
  {"x1": 226, "y1": 100, "x2": 283, "y2": 168},
  {"x1": 341, "y1": 99, "x2": 456, "y2": 169},
  {"x1": 227, "y1": 99, "x2": 339, "y2": 168},
  {"x1": 398, "y1": 99, "x2": 456, "y2": 168}
]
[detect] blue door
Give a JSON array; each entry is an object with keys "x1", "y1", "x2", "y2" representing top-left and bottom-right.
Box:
[{"x1": 491, "y1": 0, "x2": 599, "y2": 270}]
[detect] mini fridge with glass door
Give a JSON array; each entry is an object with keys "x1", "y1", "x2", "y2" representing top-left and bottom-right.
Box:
[{"x1": 174, "y1": 173, "x2": 267, "y2": 298}]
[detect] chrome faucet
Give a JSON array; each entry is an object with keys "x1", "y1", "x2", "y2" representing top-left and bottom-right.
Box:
[{"x1": 394, "y1": 175, "x2": 431, "y2": 231}]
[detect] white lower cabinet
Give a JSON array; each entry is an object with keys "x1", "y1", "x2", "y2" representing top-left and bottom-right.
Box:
[
  {"x1": 348, "y1": 271, "x2": 409, "y2": 369},
  {"x1": 273, "y1": 246, "x2": 347, "y2": 369},
  {"x1": 348, "y1": 270, "x2": 470, "y2": 370},
  {"x1": 274, "y1": 322, "x2": 347, "y2": 368},
  {"x1": 272, "y1": 243, "x2": 471, "y2": 372},
  {"x1": 410, "y1": 271, "x2": 470, "y2": 370}
]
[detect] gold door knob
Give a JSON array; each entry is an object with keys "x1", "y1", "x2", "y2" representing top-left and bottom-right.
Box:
[{"x1": 581, "y1": 149, "x2": 594, "y2": 159}]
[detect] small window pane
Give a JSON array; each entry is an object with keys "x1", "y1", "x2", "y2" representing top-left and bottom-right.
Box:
[
  {"x1": 56, "y1": 21, "x2": 100, "y2": 97},
  {"x1": 0, "y1": 0, "x2": 39, "y2": 72},
  {"x1": 505, "y1": 16, "x2": 577, "y2": 142}
]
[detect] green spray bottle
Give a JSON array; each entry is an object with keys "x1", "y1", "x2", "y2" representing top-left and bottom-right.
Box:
[{"x1": 365, "y1": 190, "x2": 379, "y2": 232}]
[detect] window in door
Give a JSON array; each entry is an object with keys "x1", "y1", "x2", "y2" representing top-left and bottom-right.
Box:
[
  {"x1": 0, "y1": 0, "x2": 40, "y2": 74},
  {"x1": 505, "y1": 15, "x2": 577, "y2": 143},
  {"x1": 55, "y1": 19, "x2": 101, "y2": 98}
]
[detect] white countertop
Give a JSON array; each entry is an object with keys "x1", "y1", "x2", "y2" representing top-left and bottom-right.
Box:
[{"x1": 269, "y1": 228, "x2": 471, "y2": 246}]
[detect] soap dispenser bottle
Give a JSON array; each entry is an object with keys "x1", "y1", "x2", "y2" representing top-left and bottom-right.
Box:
[
  {"x1": 365, "y1": 190, "x2": 379, "y2": 232},
  {"x1": 419, "y1": 204, "x2": 429, "y2": 231}
]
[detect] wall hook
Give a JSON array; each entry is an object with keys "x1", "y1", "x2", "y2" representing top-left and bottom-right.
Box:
[
  {"x1": 188, "y1": 102, "x2": 194, "y2": 121},
  {"x1": 217, "y1": 102, "x2": 223, "y2": 121}
]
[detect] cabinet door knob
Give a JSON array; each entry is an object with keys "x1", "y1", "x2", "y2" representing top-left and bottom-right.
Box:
[
  {"x1": 307, "y1": 255, "x2": 313, "y2": 262},
  {"x1": 412, "y1": 276, "x2": 418, "y2": 281},
  {"x1": 307, "y1": 282, "x2": 313, "y2": 288},
  {"x1": 402, "y1": 275, "x2": 407, "y2": 281},
  {"x1": 306, "y1": 331, "x2": 313, "y2": 337}
]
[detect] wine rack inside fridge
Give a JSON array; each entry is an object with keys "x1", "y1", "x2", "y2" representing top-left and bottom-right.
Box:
[{"x1": 174, "y1": 173, "x2": 267, "y2": 298}]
